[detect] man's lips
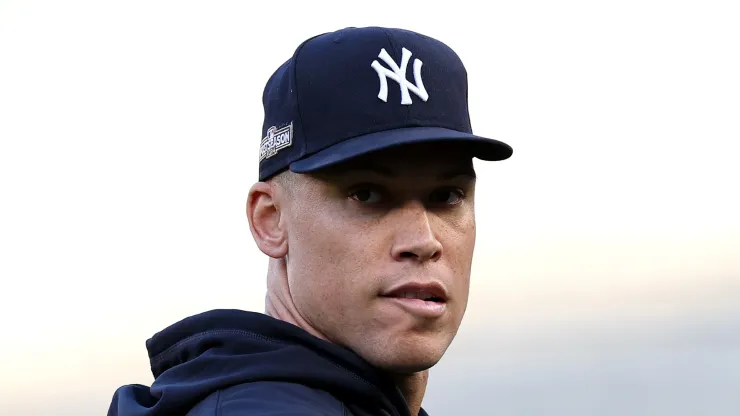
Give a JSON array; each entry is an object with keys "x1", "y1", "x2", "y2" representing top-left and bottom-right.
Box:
[
  {"x1": 380, "y1": 281, "x2": 448, "y2": 302},
  {"x1": 379, "y1": 281, "x2": 449, "y2": 318}
]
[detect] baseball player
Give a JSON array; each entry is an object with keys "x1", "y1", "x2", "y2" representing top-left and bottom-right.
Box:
[{"x1": 108, "y1": 26, "x2": 512, "y2": 416}]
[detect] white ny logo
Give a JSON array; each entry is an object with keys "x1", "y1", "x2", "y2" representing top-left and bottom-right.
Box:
[{"x1": 371, "y1": 47, "x2": 429, "y2": 105}]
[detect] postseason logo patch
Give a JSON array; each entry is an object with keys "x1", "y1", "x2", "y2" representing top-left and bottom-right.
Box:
[{"x1": 259, "y1": 122, "x2": 293, "y2": 162}]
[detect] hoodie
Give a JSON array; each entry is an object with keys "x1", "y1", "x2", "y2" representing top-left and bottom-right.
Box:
[{"x1": 107, "y1": 309, "x2": 430, "y2": 416}]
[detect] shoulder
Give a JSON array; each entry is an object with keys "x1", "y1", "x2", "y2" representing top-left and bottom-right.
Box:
[{"x1": 187, "y1": 381, "x2": 347, "y2": 416}]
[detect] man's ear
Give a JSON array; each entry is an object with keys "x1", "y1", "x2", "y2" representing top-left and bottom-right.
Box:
[{"x1": 247, "y1": 182, "x2": 288, "y2": 258}]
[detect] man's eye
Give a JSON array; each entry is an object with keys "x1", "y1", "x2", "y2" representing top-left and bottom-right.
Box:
[
  {"x1": 430, "y1": 188, "x2": 465, "y2": 205},
  {"x1": 350, "y1": 188, "x2": 384, "y2": 204}
]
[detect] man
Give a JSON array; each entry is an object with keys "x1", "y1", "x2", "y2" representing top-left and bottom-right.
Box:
[{"x1": 108, "y1": 26, "x2": 512, "y2": 416}]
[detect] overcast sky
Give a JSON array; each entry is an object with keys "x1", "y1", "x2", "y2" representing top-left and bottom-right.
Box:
[{"x1": 1, "y1": 1, "x2": 739, "y2": 415}]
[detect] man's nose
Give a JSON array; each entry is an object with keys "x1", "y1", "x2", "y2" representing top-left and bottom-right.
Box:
[{"x1": 390, "y1": 201, "x2": 443, "y2": 262}]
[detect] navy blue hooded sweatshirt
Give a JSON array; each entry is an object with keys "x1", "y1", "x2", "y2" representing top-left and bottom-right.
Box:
[{"x1": 107, "y1": 309, "x2": 430, "y2": 416}]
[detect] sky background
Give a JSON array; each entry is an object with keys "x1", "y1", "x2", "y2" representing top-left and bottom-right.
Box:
[{"x1": 1, "y1": 1, "x2": 739, "y2": 415}]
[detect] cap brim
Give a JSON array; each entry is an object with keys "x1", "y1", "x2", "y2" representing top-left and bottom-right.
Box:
[{"x1": 290, "y1": 126, "x2": 513, "y2": 174}]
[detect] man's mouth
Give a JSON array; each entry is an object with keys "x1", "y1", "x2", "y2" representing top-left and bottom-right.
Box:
[
  {"x1": 382, "y1": 281, "x2": 448, "y2": 302},
  {"x1": 391, "y1": 291, "x2": 446, "y2": 303},
  {"x1": 380, "y1": 282, "x2": 449, "y2": 317}
]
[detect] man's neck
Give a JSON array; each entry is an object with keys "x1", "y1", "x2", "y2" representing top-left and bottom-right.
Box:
[
  {"x1": 266, "y1": 259, "x2": 429, "y2": 415},
  {"x1": 393, "y1": 371, "x2": 428, "y2": 416},
  {"x1": 264, "y1": 258, "x2": 331, "y2": 342}
]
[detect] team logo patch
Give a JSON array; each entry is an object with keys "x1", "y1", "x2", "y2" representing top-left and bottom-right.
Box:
[
  {"x1": 259, "y1": 122, "x2": 293, "y2": 162},
  {"x1": 371, "y1": 47, "x2": 429, "y2": 105}
]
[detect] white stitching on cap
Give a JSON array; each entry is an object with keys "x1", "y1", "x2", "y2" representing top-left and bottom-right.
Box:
[{"x1": 259, "y1": 122, "x2": 294, "y2": 162}]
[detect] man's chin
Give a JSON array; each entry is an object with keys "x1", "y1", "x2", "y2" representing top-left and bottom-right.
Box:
[
  {"x1": 365, "y1": 351, "x2": 442, "y2": 375},
  {"x1": 345, "y1": 328, "x2": 456, "y2": 374},
  {"x1": 384, "y1": 361, "x2": 437, "y2": 375}
]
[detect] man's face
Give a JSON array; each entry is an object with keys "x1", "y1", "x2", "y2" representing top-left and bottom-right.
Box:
[{"x1": 278, "y1": 142, "x2": 477, "y2": 373}]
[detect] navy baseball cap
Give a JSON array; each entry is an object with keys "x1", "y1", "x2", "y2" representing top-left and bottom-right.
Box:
[{"x1": 258, "y1": 26, "x2": 513, "y2": 181}]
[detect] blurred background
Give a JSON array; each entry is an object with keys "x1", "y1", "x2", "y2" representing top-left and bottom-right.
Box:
[{"x1": 1, "y1": 1, "x2": 738, "y2": 415}]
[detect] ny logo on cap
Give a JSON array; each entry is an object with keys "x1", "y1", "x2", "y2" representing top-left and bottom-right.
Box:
[{"x1": 371, "y1": 47, "x2": 429, "y2": 105}]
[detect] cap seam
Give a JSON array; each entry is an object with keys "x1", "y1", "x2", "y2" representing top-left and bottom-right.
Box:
[{"x1": 291, "y1": 33, "x2": 324, "y2": 162}]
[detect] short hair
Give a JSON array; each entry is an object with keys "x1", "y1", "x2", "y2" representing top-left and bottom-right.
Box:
[{"x1": 267, "y1": 169, "x2": 297, "y2": 196}]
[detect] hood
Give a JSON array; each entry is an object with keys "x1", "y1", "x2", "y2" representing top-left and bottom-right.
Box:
[{"x1": 107, "y1": 309, "x2": 416, "y2": 416}]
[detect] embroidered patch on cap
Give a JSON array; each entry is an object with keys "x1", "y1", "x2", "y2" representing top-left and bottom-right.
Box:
[{"x1": 259, "y1": 122, "x2": 293, "y2": 162}]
